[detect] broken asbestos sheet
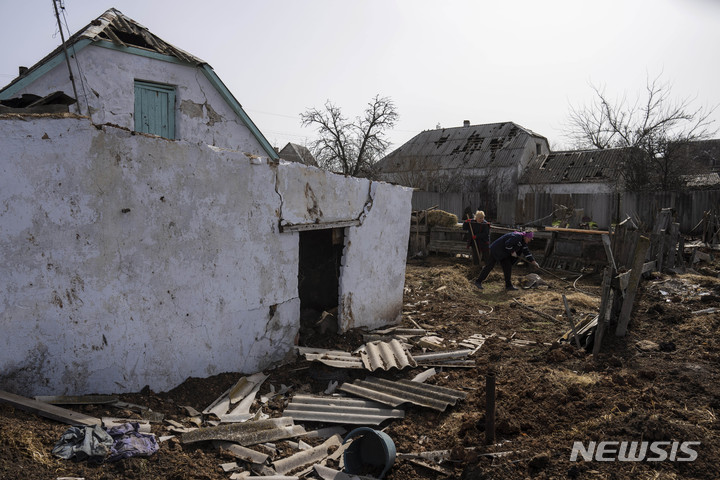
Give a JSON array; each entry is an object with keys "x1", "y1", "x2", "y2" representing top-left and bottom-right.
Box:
[
  {"x1": 203, "y1": 372, "x2": 269, "y2": 422},
  {"x1": 298, "y1": 339, "x2": 417, "y2": 372},
  {"x1": 180, "y1": 417, "x2": 305, "y2": 445}
]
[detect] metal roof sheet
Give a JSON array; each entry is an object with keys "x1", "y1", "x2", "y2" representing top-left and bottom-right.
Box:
[
  {"x1": 338, "y1": 376, "x2": 467, "y2": 412},
  {"x1": 283, "y1": 394, "x2": 405, "y2": 426}
]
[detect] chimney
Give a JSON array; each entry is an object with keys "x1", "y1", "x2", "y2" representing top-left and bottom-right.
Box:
[
  {"x1": 18, "y1": 66, "x2": 28, "y2": 76},
  {"x1": 463, "y1": 120, "x2": 470, "y2": 127}
]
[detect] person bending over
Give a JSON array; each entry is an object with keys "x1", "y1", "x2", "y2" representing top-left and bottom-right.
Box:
[{"x1": 474, "y1": 231, "x2": 539, "y2": 291}]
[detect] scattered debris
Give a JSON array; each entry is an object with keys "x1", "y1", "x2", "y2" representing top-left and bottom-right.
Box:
[
  {"x1": 213, "y1": 440, "x2": 269, "y2": 464},
  {"x1": 272, "y1": 434, "x2": 342, "y2": 475},
  {"x1": 521, "y1": 273, "x2": 547, "y2": 289},
  {"x1": 359, "y1": 339, "x2": 417, "y2": 371},
  {"x1": 339, "y1": 377, "x2": 467, "y2": 411},
  {"x1": 203, "y1": 372, "x2": 268, "y2": 423},
  {"x1": 180, "y1": 417, "x2": 305, "y2": 445},
  {"x1": 284, "y1": 395, "x2": 404, "y2": 426}
]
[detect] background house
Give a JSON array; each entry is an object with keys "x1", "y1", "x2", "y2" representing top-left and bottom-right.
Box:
[
  {"x1": 375, "y1": 121, "x2": 550, "y2": 224},
  {"x1": 277, "y1": 142, "x2": 318, "y2": 167},
  {"x1": 0, "y1": 10, "x2": 412, "y2": 397},
  {"x1": 516, "y1": 148, "x2": 626, "y2": 229}
]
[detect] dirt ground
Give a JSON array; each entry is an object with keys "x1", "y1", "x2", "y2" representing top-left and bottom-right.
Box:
[{"x1": 1, "y1": 254, "x2": 719, "y2": 480}]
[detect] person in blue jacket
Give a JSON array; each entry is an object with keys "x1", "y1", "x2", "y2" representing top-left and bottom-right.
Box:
[{"x1": 474, "y1": 231, "x2": 539, "y2": 290}]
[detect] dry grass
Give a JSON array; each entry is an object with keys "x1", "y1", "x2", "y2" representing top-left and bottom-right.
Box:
[
  {"x1": 0, "y1": 419, "x2": 56, "y2": 467},
  {"x1": 546, "y1": 368, "x2": 601, "y2": 388},
  {"x1": 426, "y1": 210, "x2": 459, "y2": 228},
  {"x1": 522, "y1": 290, "x2": 600, "y2": 312}
]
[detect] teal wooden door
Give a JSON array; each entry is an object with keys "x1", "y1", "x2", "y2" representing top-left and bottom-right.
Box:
[{"x1": 134, "y1": 81, "x2": 175, "y2": 139}]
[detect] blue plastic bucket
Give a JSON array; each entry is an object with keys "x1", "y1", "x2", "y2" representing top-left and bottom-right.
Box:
[{"x1": 343, "y1": 427, "x2": 396, "y2": 479}]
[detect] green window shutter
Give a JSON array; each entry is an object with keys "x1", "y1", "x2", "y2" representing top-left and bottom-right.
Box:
[{"x1": 134, "y1": 81, "x2": 175, "y2": 139}]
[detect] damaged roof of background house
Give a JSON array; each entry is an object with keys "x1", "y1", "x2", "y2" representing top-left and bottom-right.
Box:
[
  {"x1": 375, "y1": 121, "x2": 548, "y2": 173},
  {"x1": 518, "y1": 148, "x2": 627, "y2": 185}
]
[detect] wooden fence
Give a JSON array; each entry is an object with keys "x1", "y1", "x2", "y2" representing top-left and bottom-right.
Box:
[{"x1": 412, "y1": 189, "x2": 720, "y2": 234}]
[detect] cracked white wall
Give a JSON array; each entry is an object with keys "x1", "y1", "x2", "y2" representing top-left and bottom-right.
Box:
[
  {"x1": 8, "y1": 44, "x2": 265, "y2": 155},
  {"x1": 0, "y1": 118, "x2": 296, "y2": 396},
  {"x1": 0, "y1": 117, "x2": 412, "y2": 396},
  {"x1": 275, "y1": 162, "x2": 413, "y2": 332}
]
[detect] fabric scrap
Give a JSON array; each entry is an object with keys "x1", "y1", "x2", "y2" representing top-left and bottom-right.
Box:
[
  {"x1": 52, "y1": 424, "x2": 114, "y2": 462},
  {"x1": 106, "y1": 422, "x2": 159, "y2": 462}
]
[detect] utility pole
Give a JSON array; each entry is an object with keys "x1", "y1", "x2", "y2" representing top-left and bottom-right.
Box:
[{"x1": 52, "y1": 0, "x2": 82, "y2": 115}]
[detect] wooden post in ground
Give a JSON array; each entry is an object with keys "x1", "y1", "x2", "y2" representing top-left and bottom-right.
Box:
[
  {"x1": 616, "y1": 235, "x2": 651, "y2": 337},
  {"x1": 665, "y1": 222, "x2": 679, "y2": 270},
  {"x1": 592, "y1": 267, "x2": 613, "y2": 356},
  {"x1": 485, "y1": 371, "x2": 496, "y2": 445},
  {"x1": 541, "y1": 231, "x2": 557, "y2": 268}
]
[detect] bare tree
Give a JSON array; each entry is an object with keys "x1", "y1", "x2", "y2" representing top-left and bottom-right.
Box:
[
  {"x1": 565, "y1": 74, "x2": 716, "y2": 191},
  {"x1": 301, "y1": 95, "x2": 398, "y2": 177}
]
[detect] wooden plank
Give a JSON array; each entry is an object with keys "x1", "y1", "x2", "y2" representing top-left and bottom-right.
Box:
[
  {"x1": 544, "y1": 227, "x2": 609, "y2": 235},
  {"x1": 615, "y1": 260, "x2": 656, "y2": 293},
  {"x1": 601, "y1": 233, "x2": 616, "y2": 273},
  {"x1": 0, "y1": 390, "x2": 101, "y2": 426},
  {"x1": 34, "y1": 394, "x2": 118, "y2": 405},
  {"x1": 615, "y1": 235, "x2": 651, "y2": 336}
]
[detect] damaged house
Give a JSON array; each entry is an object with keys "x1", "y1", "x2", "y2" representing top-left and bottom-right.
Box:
[
  {"x1": 374, "y1": 121, "x2": 550, "y2": 224},
  {"x1": 516, "y1": 148, "x2": 626, "y2": 229},
  {"x1": 0, "y1": 9, "x2": 412, "y2": 397}
]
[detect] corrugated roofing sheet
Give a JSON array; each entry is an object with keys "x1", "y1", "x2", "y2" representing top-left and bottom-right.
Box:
[
  {"x1": 180, "y1": 417, "x2": 305, "y2": 445},
  {"x1": 284, "y1": 395, "x2": 405, "y2": 426},
  {"x1": 360, "y1": 339, "x2": 417, "y2": 371},
  {"x1": 299, "y1": 339, "x2": 417, "y2": 372},
  {"x1": 338, "y1": 376, "x2": 467, "y2": 412}
]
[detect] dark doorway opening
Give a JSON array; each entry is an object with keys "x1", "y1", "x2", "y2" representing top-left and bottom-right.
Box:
[{"x1": 298, "y1": 228, "x2": 344, "y2": 345}]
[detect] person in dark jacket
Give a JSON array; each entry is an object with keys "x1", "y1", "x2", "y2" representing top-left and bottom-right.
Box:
[
  {"x1": 474, "y1": 231, "x2": 539, "y2": 290},
  {"x1": 462, "y1": 210, "x2": 490, "y2": 265}
]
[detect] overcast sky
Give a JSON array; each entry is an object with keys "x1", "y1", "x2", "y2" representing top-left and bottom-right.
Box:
[{"x1": 2, "y1": 0, "x2": 719, "y2": 152}]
